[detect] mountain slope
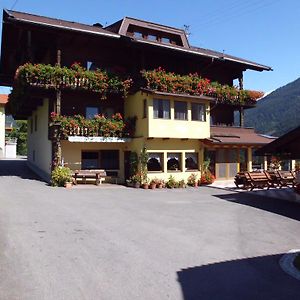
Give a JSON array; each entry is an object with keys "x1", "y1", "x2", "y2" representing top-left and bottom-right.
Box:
[{"x1": 245, "y1": 78, "x2": 300, "y2": 137}]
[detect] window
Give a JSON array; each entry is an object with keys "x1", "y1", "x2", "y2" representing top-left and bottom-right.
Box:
[
  {"x1": 252, "y1": 148, "x2": 264, "y2": 171},
  {"x1": 86, "y1": 107, "x2": 99, "y2": 119},
  {"x1": 82, "y1": 151, "x2": 99, "y2": 169},
  {"x1": 134, "y1": 32, "x2": 143, "y2": 39},
  {"x1": 174, "y1": 101, "x2": 187, "y2": 120},
  {"x1": 87, "y1": 61, "x2": 96, "y2": 71},
  {"x1": 191, "y1": 103, "x2": 206, "y2": 121},
  {"x1": 34, "y1": 115, "x2": 37, "y2": 131},
  {"x1": 153, "y1": 99, "x2": 170, "y2": 119},
  {"x1": 161, "y1": 37, "x2": 170, "y2": 44},
  {"x1": 103, "y1": 107, "x2": 114, "y2": 118},
  {"x1": 81, "y1": 150, "x2": 119, "y2": 170},
  {"x1": 167, "y1": 153, "x2": 181, "y2": 171},
  {"x1": 143, "y1": 99, "x2": 147, "y2": 118},
  {"x1": 185, "y1": 153, "x2": 198, "y2": 170},
  {"x1": 148, "y1": 34, "x2": 157, "y2": 41},
  {"x1": 147, "y1": 153, "x2": 163, "y2": 172},
  {"x1": 100, "y1": 150, "x2": 119, "y2": 170}
]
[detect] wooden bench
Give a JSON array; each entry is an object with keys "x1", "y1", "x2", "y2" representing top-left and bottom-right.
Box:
[
  {"x1": 277, "y1": 170, "x2": 296, "y2": 188},
  {"x1": 72, "y1": 169, "x2": 107, "y2": 186},
  {"x1": 234, "y1": 172, "x2": 251, "y2": 190},
  {"x1": 247, "y1": 171, "x2": 271, "y2": 191},
  {"x1": 235, "y1": 171, "x2": 271, "y2": 191},
  {"x1": 265, "y1": 171, "x2": 281, "y2": 188}
]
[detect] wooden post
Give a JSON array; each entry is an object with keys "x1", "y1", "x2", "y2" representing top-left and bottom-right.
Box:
[
  {"x1": 239, "y1": 107, "x2": 244, "y2": 128},
  {"x1": 238, "y1": 74, "x2": 244, "y2": 128},
  {"x1": 52, "y1": 49, "x2": 63, "y2": 169}
]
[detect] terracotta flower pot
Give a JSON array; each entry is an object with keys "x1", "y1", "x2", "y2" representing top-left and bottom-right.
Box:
[
  {"x1": 157, "y1": 184, "x2": 163, "y2": 189},
  {"x1": 142, "y1": 183, "x2": 149, "y2": 189},
  {"x1": 149, "y1": 183, "x2": 156, "y2": 189},
  {"x1": 64, "y1": 182, "x2": 73, "y2": 188}
]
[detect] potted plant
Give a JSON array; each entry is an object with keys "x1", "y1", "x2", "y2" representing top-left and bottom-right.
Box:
[
  {"x1": 51, "y1": 166, "x2": 72, "y2": 187},
  {"x1": 200, "y1": 169, "x2": 215, "y2": 185},
  {"x1": 187, "y1": 173, "x2": 198, "y2": 187},
  {"x1": 142, "y1": 177, "x2": 150, "y2": 189},
  {"x1": 178, "y1": 179, "x2": 186, "y2": 188},
  {"x1": 157, "y1": 179, "x2": 164, "y2": 189},
  {"x1": 149, "y1": 178, "x2": 157, "y2": 189},
  {"x1": 128, "y1": 174, "x2": 141, "y2": 188},
  {"x1": 166, "y1": 175, "x2": 176, "y2": 189}
]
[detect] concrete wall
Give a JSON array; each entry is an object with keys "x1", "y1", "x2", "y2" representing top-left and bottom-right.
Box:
[
  {"x1": 27, "y1": 99, "x2": 52, "y2": 180},
  {"x1": 125, "y1": 91, "x2": 210, "y2": 139},
  {"x1": 0, "y1": 105, "x2": 5, "y2": 158}
]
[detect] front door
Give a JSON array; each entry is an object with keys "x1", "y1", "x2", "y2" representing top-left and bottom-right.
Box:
[{"x1": 215, "y1": 148, "x2": 238, "y2": 179}]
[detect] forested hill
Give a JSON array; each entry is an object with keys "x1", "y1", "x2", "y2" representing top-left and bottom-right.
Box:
[{"x1": 245, "y1": 77, "x2": 300, "y2": 137}]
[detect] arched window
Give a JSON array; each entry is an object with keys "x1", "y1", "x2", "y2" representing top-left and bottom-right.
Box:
[
  {"x1": 167, "y1": 153, "x2": 181, "y2": 171},
  {"x1": 185, "y1": 153, "x2": 198, "y2": 170},
  {"x1": 147, "y1": 153, "x2": 163, "y2": 171}
]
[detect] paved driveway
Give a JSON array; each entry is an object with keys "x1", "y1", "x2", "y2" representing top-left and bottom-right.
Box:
[{"x1": 0, "y1": 159, "x2": 300, "y2": 300}]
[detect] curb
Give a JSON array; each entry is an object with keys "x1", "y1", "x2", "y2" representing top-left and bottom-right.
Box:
[{"x1": 279, "y1": 249, "x2": 300, "y2": 280}]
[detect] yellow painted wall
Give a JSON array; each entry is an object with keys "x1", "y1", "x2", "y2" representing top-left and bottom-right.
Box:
[
  {"x1": 27, "y1": 99, "x2": 52, "y2": 178},
  {"x1": 0, "y1": 105, "x2": 5, "y2": 158},
  {"x1": 125, "y1": 91, "x2": 210, "y2": 139},
  {"x1": 124, "y1": 92, "x2": 149, "y2": 137},
  {"x1": 61, "y1": 140, "x2": 127, "y2": 182},
  {"x1": 128, "y1": 137, "x2": 204, "y2": 182}
]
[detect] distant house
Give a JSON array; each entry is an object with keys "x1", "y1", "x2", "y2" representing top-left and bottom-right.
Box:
[{"x1": 0, "y1": 10, "x2": 274, "y2": 181}]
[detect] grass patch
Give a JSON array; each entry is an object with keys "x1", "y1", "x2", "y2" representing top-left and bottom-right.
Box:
[{"x1": 293, "y1": 253, "x2": 300, "y2": 271}]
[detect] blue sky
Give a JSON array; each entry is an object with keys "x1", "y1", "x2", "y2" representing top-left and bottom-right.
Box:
[{"x1": 1, "y1": 0, "x2": 300, "y2": 94}]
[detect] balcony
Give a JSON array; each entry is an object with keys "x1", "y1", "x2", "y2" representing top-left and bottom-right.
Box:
[{"x1": 50, "y1": 113, "x2": 136, "y2": 142}]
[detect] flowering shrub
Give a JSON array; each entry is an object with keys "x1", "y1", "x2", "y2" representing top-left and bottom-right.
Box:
[
  {"x1": 200, "y1": 171, "x2": 215, "y2": 184},
  {"x1": 269, "y1": 156, "x2": 281, "y2": 170},
  {"x1": 141, "y1": 67, "x2": 264, "y2": 106},
  {"x1": 187, "y1": 173, "x2": 198, "y2": 186},
  {"x1": 50, "y1": 112, "x2": 136, "y2": 138},
  {"x1": 9, "y1": 63, "x2": 133, "y2": 112}
]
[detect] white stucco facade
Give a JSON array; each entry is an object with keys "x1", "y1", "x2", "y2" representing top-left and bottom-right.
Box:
[{"x1": 27, "y1": 98, "x2": 52, "y2": 180}]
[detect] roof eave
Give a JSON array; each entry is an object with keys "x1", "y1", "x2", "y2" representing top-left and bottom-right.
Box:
[{"x1": 5, "y1": 10, "x2": 120, "y2": 39}]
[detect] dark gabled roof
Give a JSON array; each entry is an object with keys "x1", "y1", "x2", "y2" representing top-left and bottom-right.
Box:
[
  {"x1": 256, "y1": 126, "x2": 300, "y2": 158},
  {"x1": 4, "y1": 9, "x2": 120, "y2": 38},
  {"x1": 3, "y1": 9, "x2": 272, "y2": 72},
  {"x1": 190, "y1": 46, "x2": 272, "y2": 71}
]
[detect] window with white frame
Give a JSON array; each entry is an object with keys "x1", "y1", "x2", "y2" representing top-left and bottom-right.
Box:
[
  {"x1": 153, "y1": 99, "x2": 170, "y2": 119},
  {"x1": 185, "y1": 152, "x2": 198, "y2": 170},
  {"x1": 191, "y1": 103, "x2": 206, "y2": 121},
  {"x1": 167, "y1": 153, "x2": 181, "y2": 171},
  {"x1": 174, "y1": 101, "x2": 188, "y2": 120},
  {"x1": 147, "y1": 153, "x2": 163, "y2": 172}
]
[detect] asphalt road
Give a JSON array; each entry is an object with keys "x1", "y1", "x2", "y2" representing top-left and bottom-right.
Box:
[{"x1": 0, "y1": 159, "x2": 300, "y2": 300}]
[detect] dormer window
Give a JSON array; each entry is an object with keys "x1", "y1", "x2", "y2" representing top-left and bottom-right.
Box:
[
  {"x1": 161, "y1": 37, "x2": 171, "y2": 44},
  {"x1": 148, "y1": 34, "x2": 157, "y2": 42},
  {"x1": 134, "y1": 31, "x2": 143, "y2": 39}
]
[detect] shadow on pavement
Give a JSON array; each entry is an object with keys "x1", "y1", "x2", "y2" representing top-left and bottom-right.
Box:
[
  {"x1": 212, "y1": 190, "x2": 300, "y2": 221},
  {"x1": 177, "y1": 254, "x2": 300, "y2": 300},
  {"x1": 0, "y1": 159, "x2": 45, "y2": 182}
]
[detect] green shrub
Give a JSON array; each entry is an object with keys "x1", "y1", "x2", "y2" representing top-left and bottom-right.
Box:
[
  {"x1": 166, "y1": 175, "x2": 176, "y2": 188},
  {"x1": 51, "y1": 166, "x2": 72, "y2": 187}
]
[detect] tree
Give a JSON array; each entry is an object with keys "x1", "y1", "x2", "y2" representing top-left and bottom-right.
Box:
[{"x1": 8, "y1": 120, "x2": 27, "y2": 155}]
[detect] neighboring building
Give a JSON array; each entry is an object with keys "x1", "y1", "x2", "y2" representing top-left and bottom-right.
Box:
[
  {"x1": 0, "y1": 94, "x2": 7, "y2": 157},
  {"x1": 0, "y1": 10, "x2": 274, "y2": 182}
]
